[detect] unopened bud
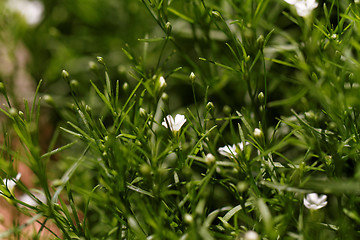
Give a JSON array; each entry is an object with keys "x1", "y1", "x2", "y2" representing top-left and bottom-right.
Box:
[
  {"x1": 211, "y1": 10, "x2": 222, "y2": 20},
  {"x1": 161, "y1": 92, "x2": 169, "y2": 103},
  {"x1": 244, "y1": 230, "x2": 259, "y2": 240},
  {"x1": 184, "y1": 214, "x2": 193, "y2": 224},
  {"x1": 0, "y1": 82, "x2": 6, "y2": 95},
  {"x1": 140, "y1": 163, "x2": 151, "y2": 177},
  {"x1": 18, "y1": 111, "x2": 24, "y2": 119},
  {"x1": 305, "y1": 110, "x2": 316, "y2": 121},
  {"x1": 122, "y1": 82, "x2": 129, "y2": 92},
  {"x1": 158, "y1": 76, "x2": 167, "y2": 93},
  {"x1": 97, "y1": 56, "x2": 105, "y2": 66},
  {"x1": 88, "y1": 61, "x2": 98, "y2": 71},
  {"x1": 165, "y1": 22, "x2": 172, "y2": 35},
  {"x1": 70, "y1": 80, "x2": 79, "y2": 91},
  {"x1": 349, "y1": 73, "x2": 354, "y2": 81},
  {"x1": 257, "y1": 35, "x2": 264, "y2": 49},
  {"x1": 205, "y1": 153, "x2": 216, "y2": 166},
  {"x1": 85, "y1": 105, "x2": 92, "y2": 114},
  {"x1": 254, "y1": 128, "x2": 263, "y2": 139},
  {"x1": 189, "y1": 72, "x2": 196, "y2": 82},
  {"x1": 236, "y1": 181, "x2": 249, "y2": 192},
  {"x1": 43, "y1": 94, "x2": 55, "y2": 106},
  {"x1": 223, "y1": 105, "x2": 231, "y2": 116},
  {"x1": 139, "y1": 108, "x2": 147, "y2": 118},
  {"x1": 62, "y1": 70, "x2": 69, "y2": 81},
  {"x1": 206, "y1": 102, "x2": 215, "y2": 114},
  {"x1": 52, "y1": 179, "x2": 64, "y2": 187},
  {"x1": 9, "y1": 108, "x2": 18, "y2": 118},
  {"x1": 257, "y1": 92, "x2": 265, "y2": 105}
]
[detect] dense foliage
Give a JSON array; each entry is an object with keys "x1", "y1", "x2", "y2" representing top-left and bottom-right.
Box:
[{"x1": 1, "y1": 0, "x2": 360, "y2": 239}]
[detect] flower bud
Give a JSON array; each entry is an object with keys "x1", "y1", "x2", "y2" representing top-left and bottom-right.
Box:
[
  {"x1": 349, "y1": 73, "x2": 354, "y2": 81},
  {"x1": 18, "y1": 111, "x2": 24, "y2": 119},
  {"x1": 85, "y1": 105, "x2": 92, "y2": 114},
  {"x1": 62, "y1": 70, "x2": 69, "y2": 81},
  {"x1": 88, "y1": 61, "x2": 98, "y2": 71},
  {"x1": 184, "y1": 214, "x2": 193, "y2": 224},
  {"x1": 139, "y1": 108, "x2": 147, "y2": 118},
  {"x1": 189, "y1": 72, "x2": 196, "y2": 83},
  {"x1": 236, "y1": 181, "x2": 249, "y2": 192},
  {"x1": 211, "y1": 10, "x2": 222, "y2": 20},
  {"x1": 223, "y1": 105, "x2": 231, "y2": 116},
  {"x1": 205, "y1": 153, "x2": 216, "y2": 166},
  {"x1": 70, "y1": 80, "x2": 79, "y2": 92},
  {"x1": 140, "y1": 163, "x2": 151, "y2": 177},
  {"x1": 257, "y1": 92, "x2": 265, "y2": 105},
  {"x1": 159, "y1": 76, "x2": 166, "y2": 89},
  {"x1": 122, "y1": 82, "x2": 129, "y2": 92},
  {"x1": 43, "y1": 94, "x2": 55, "y2": 106},
  {"x1": 305, "y1": 110, "x2": 316, "y2": 121},
  {"x1": 165, "y1": 22, "x2": 172, "y2": 35},
  {"x1": 9, "y1": 108, "x2": 18, "y2": 118},
  {"x1": 257, "y1": 34, "x2": 264, "y2": 49},
  {"x1": 97, "y1": 56, "x2": 105, "y2": 66},
  {"x1": 161, "y1": 92, "x2": 169, "y2": 103},
  {"x1": 0, "y1": 82, "x2": 6, "y2": 95},
  {"x1": 254, "y1": 128, "x2": 263, "y2": 139},
  {"x1": 206, "y1": 102, "x2": 215, "y2": 114},
  {"x1": 244, "y1": 230, "x2": 259, "y2": 240}
]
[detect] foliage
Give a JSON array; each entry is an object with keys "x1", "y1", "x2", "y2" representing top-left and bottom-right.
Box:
[{"x1": 1, "y1": 0, "x2": 360, "y2": 239}]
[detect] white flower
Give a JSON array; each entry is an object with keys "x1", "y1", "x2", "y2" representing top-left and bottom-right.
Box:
[
  {"x1": 205, "y1": 153, "x2": 216, "y2": 165},
  {"x1": 253, "y1": 128, "x2": 263, "y2": 138},
  {"x1": 159, "y1": 76, "x2": 167, "y2": 90},
  {"x1": 1, "y1": 173, "x2": 21, "y2": 195},
  {"x1": 218, "y1": 142, "x2": 247, "y2": 158},
  {"x1": 244, "y1": 230, "x2": 259, "y2": 240},
  {"x1": 284, "y1": 0, "x2": 318, "y2": 17},
  {"x1": 304, "y1": 193, "x2": 327, "y2": 210},
  {"x1": 6, "y1": 0, "x2": 44, "y2": 26},
  {"x1": 284, "y1": 0, "x2": 298, "y2": 4},
  {"x1": 162, "y1": 114, "x2": 187, "y2": 132},
  {"x1": 19, "y1": 191, "x2": 46, "y2": 207}
]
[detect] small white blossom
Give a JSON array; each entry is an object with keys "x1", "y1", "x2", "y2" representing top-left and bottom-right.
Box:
[
  {"x1": 244, "y1": 230, "x2": 259, "y2": 240},
  {"x1": 253, "y1": 128, "x2": 263, "y2": 138},
  {"x1": 6, "y1": 0, "x2": 44, "y2": 25},
  {"x1": 218, "y1": 142, "x2": 247, "y2": 158},
  {"x1": 284, "y1": 0, "x2": 318, "y2": 17},
  {"x1": 159, "y1": 76, "x2": 167, "y2": 90},
  {"x1": 162, "y1": 114, "x2": 186, "y2": 132},
  {"x1": 1, "y1": 173, "x2": 21, "y2": 196},
  {"x1": 205, "y1": 153, "x2": 216, "y2": 165},
  {"x1": 19, "y1": 191, "x2": 46, "y2": 207},
  {"x1": 304, "y1": 193, "x2": 327, "y2": 210}
]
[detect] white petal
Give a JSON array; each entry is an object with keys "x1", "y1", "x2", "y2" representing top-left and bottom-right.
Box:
[
  {"x1": 218, "y1": 145, "x2": 237, "y2": 158},
  {"x1": 244, "y1": 230, "x2": 259, "y2": 240},
  {"x1": 284, "y1": 0, "x2": 299, "y2": 4},
  {"x1": 19, "y1": 191, "x2": 46, "y2": 207},
  {"x1": 162, "y1": 115, "x2": 175, "y2": 130},
  {"x1": 174, "y1": 114, "x2": 186, "y2": 131}
]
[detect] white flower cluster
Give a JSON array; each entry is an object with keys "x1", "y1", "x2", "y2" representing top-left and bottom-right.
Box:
[{"x1": 284, "y1": 0, "x2": 318, "y2": 17}]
